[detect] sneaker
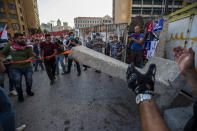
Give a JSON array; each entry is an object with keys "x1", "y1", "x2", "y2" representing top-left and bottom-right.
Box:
[
  {"x1": 95, "y1": 70, "x2": 101, "y2": 73},
  {"x1": 50, "y1": 80, "x2": 54, "y2": 85},
  {"x1": 53, "y1": 76, "x2": 56, "y2": 80},
  {"x1": 18, "y1": 94, "x2": 24, "y2": 102},
  {"x1": 9, "y1": 90, "x2": 18, "y2": 96},
  {"x1": 77, "y1": 72, "x2": 81, "y2": 76},
  {"x1": 26, "y1": 91, "x2": 34, "y2": 96},
  {"x1": 16, "y1": 124, "x2": 26, "y2": 131},
  {"x1": 65, "y1": 71, "x2": 70, "y2": 74},
  {"x1": 61, "y1": 72, "x2": 66, "y2": 75}
]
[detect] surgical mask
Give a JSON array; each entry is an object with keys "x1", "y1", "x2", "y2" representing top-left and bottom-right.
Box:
[
  {"x1": 96, "y1": 36, "x2": 100, "y2": 39},
  {"x1": 70, "y1": 36, "x2": 74, "y2": 40},
  {"x1": 109, "y1": 40, "x2": 113, "y2": 43}
]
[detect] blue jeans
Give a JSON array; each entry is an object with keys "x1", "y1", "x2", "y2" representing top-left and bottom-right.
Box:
[
  {"x1": 12, "y1": 67, "x2": 33, "y2": 95},
  {"x1": 0, "y1": 88, "x2": 15, "y2": 131},
  {"x1": 56, "y1": 55, "x2": 66, "y2": 73},
  {"x1": 5, "y1": 64, "x2": 14, "y2": 91},
  {"x1": 34, "y1": 56, "x2": 44, "y2": 71}
]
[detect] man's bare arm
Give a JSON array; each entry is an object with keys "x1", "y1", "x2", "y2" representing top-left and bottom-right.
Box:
[
  {"x1": 132, "y1": 38, "x2": 144, "y2": 45},
  {"x1": 40, "y1": 49, "x2": 43, "y2": 58},
  {"x1": 173, "y1": 46, "x2": 197, "y2": 96},
  {"x1": 139, "y1": 100, "x2": 169, "y2": 131}
]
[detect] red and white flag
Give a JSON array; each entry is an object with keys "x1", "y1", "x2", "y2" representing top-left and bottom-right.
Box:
[{"x1": 0, "y1": 25, "x2": 8, "y2": 40}]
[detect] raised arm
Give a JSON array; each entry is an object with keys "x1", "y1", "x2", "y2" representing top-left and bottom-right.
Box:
[{"x1": 173, "y1": 46, "x2": 197, "y2": 96}]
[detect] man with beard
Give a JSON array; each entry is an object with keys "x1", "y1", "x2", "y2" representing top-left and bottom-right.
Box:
[
  {"x1": 1, "y1": 33, "x2": 34, "y2": 102},
  {"x1": 40, "y1": 34, "x2": 57, "y2": 85}
]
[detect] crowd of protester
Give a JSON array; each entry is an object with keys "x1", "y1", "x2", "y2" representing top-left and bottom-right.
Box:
[{"x1": 0, "y1": 25, "x2": 196, "y2": 131}]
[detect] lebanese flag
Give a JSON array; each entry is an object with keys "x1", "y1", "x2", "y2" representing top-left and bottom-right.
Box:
[{"x1": 0, "y1": 25, "x2": 8, "y2": 40}]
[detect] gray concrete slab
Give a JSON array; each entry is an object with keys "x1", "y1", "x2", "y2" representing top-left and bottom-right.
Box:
[
  {"x1": 5, "y1": 68, "x2": 141, "y2": 131},
  {"x1": 69, "y1": 46, "x2": 187, "y2": 109},
  {"x1": 164, "y1": 105, "x2": 193, "y2": 131}
]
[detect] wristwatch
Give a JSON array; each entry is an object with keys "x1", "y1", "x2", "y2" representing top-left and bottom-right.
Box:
[{"x1": 136, "y1": 94, "x2": 152, "y2": 104}]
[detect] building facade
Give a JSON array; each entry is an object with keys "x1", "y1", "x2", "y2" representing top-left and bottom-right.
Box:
[
  {"x1": 74, "y1": 15, "x2": 113, "y2": 29},
  {"x1": 0, "y1": 0, "x2": 40, "y2": 37},
  {"x1": 113, "y1": 0, "x2": 131, "y2": 24},
  {"x1": 41, "y1": 19, "x2": 72, "y2": 32},
  {"x1": 23, "y1": 0, "x2": 40, "y2": 33},
  {"x1": 113, "y1": 0, "x2": 185, "y2": 24}
]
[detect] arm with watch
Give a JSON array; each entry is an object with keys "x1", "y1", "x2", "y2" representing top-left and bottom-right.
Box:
[{"x1": 126, "y1": 64, "x2": 169, "y2": 131}]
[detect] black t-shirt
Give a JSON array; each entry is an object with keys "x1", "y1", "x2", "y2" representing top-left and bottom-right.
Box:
[{"x1": 55, "y1": 42, "x2": 64, "y2": 54}]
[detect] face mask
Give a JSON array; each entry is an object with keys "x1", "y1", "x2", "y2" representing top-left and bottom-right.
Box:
[
  {"x1": 96, "y1": 36, "x2": 100, "y2": 39},
  {"x1": 109, "y1": 40, "x2": 113, "y2": 43},
  {"x1": 70, "y1": 36, "x2": 74, "y2": 40}
]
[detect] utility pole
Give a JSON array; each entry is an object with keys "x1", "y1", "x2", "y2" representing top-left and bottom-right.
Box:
[
  {"x1": 50, "y1": 20, "x2": 55, "y2": 32},
  {"x1": 164, "y1": 0, "x2": 169, "y2": 15}
]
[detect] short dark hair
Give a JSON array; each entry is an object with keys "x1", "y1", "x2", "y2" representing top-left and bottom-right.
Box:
[
  {"x1": 113, "y1": 35, "x2": 118, "y2": 39},
  {"x1": 35, "y1": 39, "x2": 39, "y2": 42},
  {"x1": 14, "y1": 33, "x2": 23, "y2": 39},
  {"x1": 69, "y1": 32, "x2": 74, "y2": 36},
  {"x1": 96, "y1": 33, "x2": 100, "y2": 36},
  {"x1": 45, "y1": 34, "x2": 51, "y2": 38}
]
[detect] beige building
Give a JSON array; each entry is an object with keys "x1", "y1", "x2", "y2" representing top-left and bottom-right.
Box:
[
  {"x1": 41, "y1": 19, "x2": 72, "y2": 32},
  {"x1": 0, "y1": 0, "x2": 40, "y2": 37},
  {"x1": 0, "y1": 0, "x2": 29, "y2": 37},
  {"x1": 23, "y1": 0, "x2": 40, "y2": 33},
  {"x1": 113, "y1": 0, "x2": 185, "y2": 24},
  {"x1": 113, "y1": 0, "x2": 131, "y2": 24},
  {"x1": 74, "y1": 15, "x2": 113, "y2": 29}
]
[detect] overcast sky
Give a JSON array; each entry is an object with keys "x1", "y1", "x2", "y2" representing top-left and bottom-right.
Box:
[{"x1": 38, "y1": 0, "x2": 112, "y2": 27}]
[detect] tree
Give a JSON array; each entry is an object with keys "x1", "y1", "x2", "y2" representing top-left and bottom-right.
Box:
[
  {"x1": 37, "y1": 27, "x2": 43, "y2": 34},
  {"x1": 43, "y1": 29, "x2": 48, "y2": 33}
]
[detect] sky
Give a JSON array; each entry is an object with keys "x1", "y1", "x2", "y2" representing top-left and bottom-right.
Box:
[{"x1": 38, "y1": 0, "x2": 112, "y2": 28}]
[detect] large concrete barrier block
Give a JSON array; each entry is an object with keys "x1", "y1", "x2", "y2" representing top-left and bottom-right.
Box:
[
  {"x1": 69, "y1": 46, "x2": 187, "y2": 108},
  {"x1": 164, "y1": 105, "x2": 193, "y2": 131}
]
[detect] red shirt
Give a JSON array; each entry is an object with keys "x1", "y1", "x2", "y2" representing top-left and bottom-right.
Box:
[{"x1": 40, "y1": 42, "x2": 56, "y2": 57}]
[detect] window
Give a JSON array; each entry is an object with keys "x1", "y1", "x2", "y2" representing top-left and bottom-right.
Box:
[
  {"x1": 132, "y1": 7, "x2": 141, "y2": 14},
  {"x1": 133, "y1": 0, "x2": 141, "y2": 4},
  {"x1": 10, "y1": 14, "x2": 18, "y2": 19},
  {"x1": 22, "y1": 25, "x2": 25, "y2": 31},
  {"x1": 154, "y1": 0, "x2": 162, "y2": 5},
  {"x1": 9, "y1": 0, "x2": 15, "y2": 2},
  {"x1": 153, "y1": 8, "x2": 162, "y2": 15},
  {"x1": 0, "y1": 2, "x2": 4, "y2": 8},
  {"x1": 0, "y1": 22, "x2": 8, "y2": 29},
  {"x1": 0, "y1": 12, "x2": 6, "y2": 19},
  {"x1": 20, "y1": 8, "x2": 22, "y2": 13},
  {"x1": 12, "y1": 23, "x2": 20, "y2": 30},
  {"x1": 21, "y1": 16, "x2": 23, "y2": 21},
  {"x1": 8, "y1": 4, "x2": 16, "y2": 10},
  {"x1": 174, "y1": 0, "x2": 182, "y2": 5},
  {"x1": 142, "y1": 7, "x2": 152, "y2": 15},
  {"x1": 143, "y1": 0, "x2": 152, "y2": 5}
]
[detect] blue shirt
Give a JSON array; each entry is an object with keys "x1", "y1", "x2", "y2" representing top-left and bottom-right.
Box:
[
  {"x1": 131, "y1": 33, "x2": 144, "y2": 50},
  {"x1": 91, "y1": 38, "x2": 103, "y2": 52},
  {"x1": 110, "y1": 42, "x2": 125, "y2": 60}
]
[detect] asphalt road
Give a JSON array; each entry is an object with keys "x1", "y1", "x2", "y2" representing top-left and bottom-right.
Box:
[{"x1": 5, "y1": 67, "x2": 141, "y2": 131}]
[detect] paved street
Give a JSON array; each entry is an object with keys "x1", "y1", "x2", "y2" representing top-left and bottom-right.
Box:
[{"x1": 5, "y1": 67, "x2": 141, "y2": 131}]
